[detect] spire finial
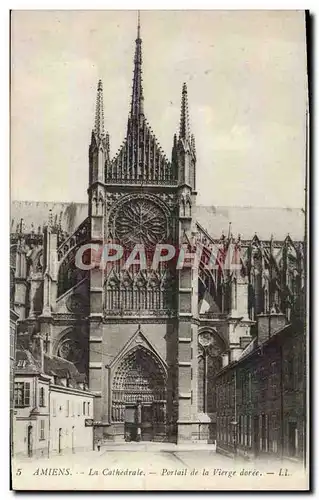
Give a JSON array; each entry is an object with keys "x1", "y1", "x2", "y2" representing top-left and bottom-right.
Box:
[
  {"x1": 48, "y1": 209, "x2": 53, "y2": 230},
  {"x1": 130, "y1": 12, "x2": 144, "y2": 119},
  {"x1": 179, "y1": 82, "x2": 190, "y2": 140},
  {"x1": 137, "y1": 10, "x2": 141, "y2": 40},
  {"x1": 94, "y1": 79, "x2": 105, "y2": 138}
]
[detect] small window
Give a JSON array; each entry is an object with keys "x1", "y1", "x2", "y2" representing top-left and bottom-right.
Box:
[
  {"x1": 78, "y1": 403, "x2": 80, "y2": 416},
  {"x1": 87, "y1": 402, "x2": 90, "y2": 416},
  {"x1": 83, "y1": 402, "x2": 86, "y2": 416},
  {"x1": 39, "y1": 420, "x2": 45, "y2": 440},
  {"x1": 39, "y1": 387, "x2": 45, "y2": 407},
  {"x1": 14, "y1": 381, "x2": 30, "y2": 407},
  {"x1": 14, "y1": 382, "x2": 24, "y2": 407}
]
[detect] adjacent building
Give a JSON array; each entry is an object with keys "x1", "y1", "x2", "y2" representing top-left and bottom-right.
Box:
[
  {"x1": 214, "y1": 312, "x2": 306, "y2": 462},
  {"x1": 13, "y1": 333, "x2": 94, "y2": 458}
]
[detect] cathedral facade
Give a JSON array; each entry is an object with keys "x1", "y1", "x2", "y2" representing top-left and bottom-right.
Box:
[{"x1": 10, "y1": 20, "x2": 305, "y2": 443}]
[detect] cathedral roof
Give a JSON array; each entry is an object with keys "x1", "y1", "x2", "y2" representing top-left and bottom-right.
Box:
[
  {"x1": 11, "y1": 200, "x2": 304, "y2": 241},
  {"x1": 195, "y1": 205, "x2": 304, "y2": 241}
]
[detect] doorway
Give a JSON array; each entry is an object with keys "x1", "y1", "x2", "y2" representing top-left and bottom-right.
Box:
[
  {"x1": 253, "y1": 416, "x2": 259, "y2": 456},
  {"x1": 124, "y1": 403, "x2": 155, "y2": 441},
  {"x1": 27, "y1": 425, "x2": 33, "y2": 458},
  {"x1": 141, "y1": 405, "x2": 153, "y2": 441},
  {"x1": 288, "y1": 422, "x2": 297, "y2": 457},
  {"x1": 124, "y1": 405, "x2": 137, "y2": 441}
]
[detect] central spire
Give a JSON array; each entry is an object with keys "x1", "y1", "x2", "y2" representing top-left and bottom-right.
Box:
[{"x1": 130, "y1": 11, "x2": 144, "y2": 119}]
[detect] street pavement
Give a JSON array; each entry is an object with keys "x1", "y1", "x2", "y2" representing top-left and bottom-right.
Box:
[{"x1": 11, "y1": 444, "x2": 308, "y2": 491}]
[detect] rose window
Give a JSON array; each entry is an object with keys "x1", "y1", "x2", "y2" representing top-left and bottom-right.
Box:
[{"x1": 114, "y1": 198, "x2": 168, "y2": 247}]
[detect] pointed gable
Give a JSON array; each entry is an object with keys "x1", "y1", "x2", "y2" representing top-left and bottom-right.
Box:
[{"x1": 104, "y1": 15, "x2": 176, "y2": 185}]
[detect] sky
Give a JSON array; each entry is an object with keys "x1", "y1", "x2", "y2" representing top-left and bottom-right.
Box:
[{"x1": 10, "y1": 10, "x2": 308, "y2": 208}]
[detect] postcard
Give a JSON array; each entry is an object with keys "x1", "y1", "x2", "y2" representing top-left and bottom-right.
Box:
[{"x1": 10, "y1": 10, "x2": 309, "y2": 491}]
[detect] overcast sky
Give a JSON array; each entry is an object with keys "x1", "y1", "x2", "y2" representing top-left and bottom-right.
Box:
[{"x1": 11, "y1": 10, "x2": 308, "y2": 207}]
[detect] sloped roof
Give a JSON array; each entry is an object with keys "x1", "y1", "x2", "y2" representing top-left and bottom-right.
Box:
[
  {"x1": 195, "y1": 205, "x2": 304, "y2": 241},
  {"x1": 11, "y1": 201, "x2": 88, "y2": 235},
  {"x1": 11, "y1": 201, "x2": 304, "y2": 241},
  {"x1": 44, "y1": 354, "x2": 86, "y2": 386},
  {"x1": 15, "y1": 346, "x2": 87, "y2": 387},
  {"x1": 15, "y1": 349, "x2": 41, "y2": 373}
]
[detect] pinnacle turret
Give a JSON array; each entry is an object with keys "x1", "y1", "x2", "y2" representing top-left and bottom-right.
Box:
[{"x1": 179, "y1": 82, "x2": 190, "y2": 141}]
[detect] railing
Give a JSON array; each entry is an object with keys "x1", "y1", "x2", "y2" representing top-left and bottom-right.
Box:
[
  {"x1": 105, "y1": 178, "x2": 177, "y2": 186},
  {"x1": 57, "y1": 218, "x2": 89, "y2": 261}
]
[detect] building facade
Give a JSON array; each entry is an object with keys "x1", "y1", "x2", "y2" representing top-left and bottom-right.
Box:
[
  {"x1": 10, "y1": 19, "x2": 305, "y2": 444},
  {"x1": 214, "y1": 313, "x2": 306, "y2": 461},
  {"x1": 13, "y1": 334, "x2": 94, "y2": 457},
  {"x1": 50, "y1": 384, "x2": 94, "y2": 455}
]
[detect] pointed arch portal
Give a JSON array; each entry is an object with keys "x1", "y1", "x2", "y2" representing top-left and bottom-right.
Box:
[{"x1": 111, "y1": 346, "x2": 167, "y2": 441}]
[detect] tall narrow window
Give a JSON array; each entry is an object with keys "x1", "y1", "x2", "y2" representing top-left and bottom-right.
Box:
[
  {"x1": 39, "y1": 420, "x2": 45, "y2": 440},
  {"x1": 244, "y1": 415, "x2": 247, "y2": 446},
  {"x1": 24, "y1": 382, "x2": 30, "y2": 406},
  {"x1": 248, "y1": 415, "x2": 252, "y2": 447},
  {"x1": 39, "y1": 387, "x2": 45, "y2": 407},
  {"x1": 248, "y1": 373, "x2": 252, "y2": 402},
  {"x1": 83, "y1": 401, "x2": 86, "y2": 416},
  {"x1": 52, "y1": 398, "x2": 56, "y2": 417},
  {"x1": 14, "y1": 382, "x2": 24, "y2": 407},
  {"x1": 66, "y1": 400, "x2": 70, "y2": 417},
  {"x1": 88, "y1": 402, "x2": 90, "y2": 416}
]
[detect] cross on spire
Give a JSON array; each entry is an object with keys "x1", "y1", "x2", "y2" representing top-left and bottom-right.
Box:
[{"x1": 137, "y1": 10, "x2": 141, "y2": 39}]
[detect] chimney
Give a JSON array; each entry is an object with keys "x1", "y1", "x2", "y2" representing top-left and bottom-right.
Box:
[
  {"x1": 229, "y1": 348, "x2": 243, "y2": 363},
  {"x1": 257, "y1": 312, "x2": 287, "y2": 346}
]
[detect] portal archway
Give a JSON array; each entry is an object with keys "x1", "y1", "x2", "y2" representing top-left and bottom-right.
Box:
[{"x1": 111, "y1": 346, "x2": 167, "y2": 441}]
